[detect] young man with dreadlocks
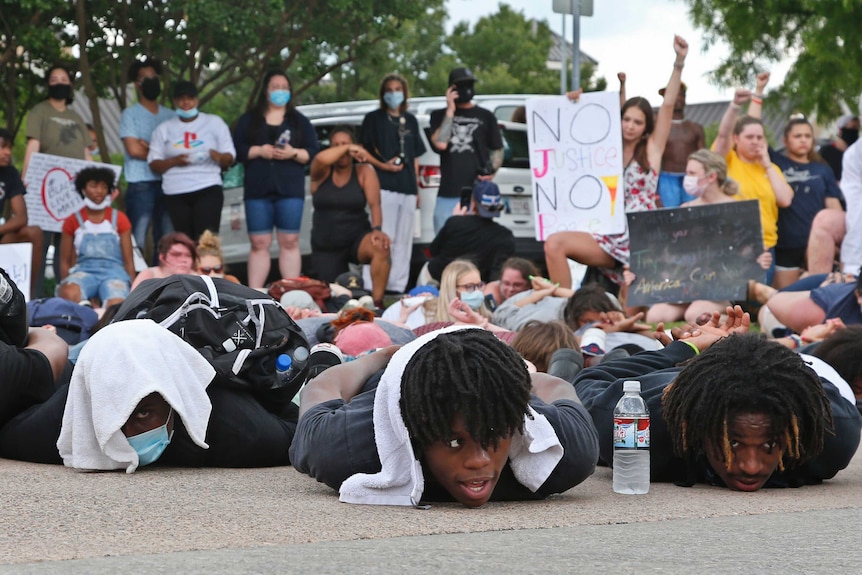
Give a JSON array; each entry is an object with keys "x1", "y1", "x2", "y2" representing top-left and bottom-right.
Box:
[
  {"x1": 572, "y1": 306, "x2": 861, "y2": 490},
  {"x1": 290, "y1": 325, "x2": 599, "y2": 507}
]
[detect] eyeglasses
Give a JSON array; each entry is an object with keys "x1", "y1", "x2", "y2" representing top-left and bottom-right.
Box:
[
  {"x1": 200, "y1": 265, "x2": 224, "y2": 274},
  {"x1": 456, "y1": 282, "x2": 485, "y2": 292}
]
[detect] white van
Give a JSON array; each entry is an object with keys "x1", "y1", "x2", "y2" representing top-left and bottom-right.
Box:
[{"x1": 219, "y1": 99, "x2": 540, "y2": 283}]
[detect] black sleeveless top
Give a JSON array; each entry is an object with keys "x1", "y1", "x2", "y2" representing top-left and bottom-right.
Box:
[{"x1": 311, "y1": 167, "x2": 371, "y2": 251}]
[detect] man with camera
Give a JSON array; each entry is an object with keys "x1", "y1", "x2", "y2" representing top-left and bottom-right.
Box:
[{"x1": 429, "y1": 67, "x2": 503, "y2": 233}]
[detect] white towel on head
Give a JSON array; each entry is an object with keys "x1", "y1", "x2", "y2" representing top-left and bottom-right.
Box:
[
  {"x1": 57, "y1": 319, "x2": 216, "y2": 473},
  {"x1": 338, "y1": 324, "x2": 564, "y2": 505}
]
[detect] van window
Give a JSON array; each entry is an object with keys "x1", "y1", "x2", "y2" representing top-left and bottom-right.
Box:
[{"x1": 501, "y1": 127, "x2": 528, "y2": 169}]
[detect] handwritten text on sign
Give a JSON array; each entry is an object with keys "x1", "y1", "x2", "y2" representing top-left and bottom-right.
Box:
[
  {"x1": 526, "y1": 93, "x2": 623, "y2": 241},
  {"x1": 24, "y1": 153, "x2": 122, "y2": 233},
  {"x1": 626, "y1": 200, "x2": 765, "y2": 306}
]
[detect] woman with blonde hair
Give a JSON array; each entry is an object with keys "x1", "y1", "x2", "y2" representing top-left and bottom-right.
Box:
[
  {"x1": 645, "y1": 149, "x2": 768, "y2": 324},
  {"x1": 434, "y1": 260, "x2": 492, "y2": 322},
  {"x1": 196, "y1": 230, "x2": 240, "y2": 283}
]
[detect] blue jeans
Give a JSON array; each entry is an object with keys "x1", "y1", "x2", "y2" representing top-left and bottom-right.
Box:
[{"x1": 125, "y1": 180, "x2": 173, "y2": 265}]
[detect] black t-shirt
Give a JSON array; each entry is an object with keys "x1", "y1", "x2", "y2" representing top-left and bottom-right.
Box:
[
  {"x1": 290, "y1": 370, "x2": 599, "y2": 502},
  {"x1": 819, "y1": 144, "x2": 844, "y2": 181},
  {"x1": 428, "y1": 215, "x2": 515, "y2": 281},
  {"x1": 429, "y1": 105, "x2": 503, "y2": 198},
  {"x1": 359, "y1": 109, "x2": 426, "y2": 195},
  {"x1": 311, "y1": 167, "x2": 371, "y2": 251},
  {"x1": 0, "y1": 342, "x2": 58, "y2": 429},
  {"x1": 0, "y1": 164, "x2": 26, "y2": 217}
]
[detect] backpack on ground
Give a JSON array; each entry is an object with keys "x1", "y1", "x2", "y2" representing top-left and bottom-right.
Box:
[
  {"x1": 27, "y1": 297, "x2": 100, "y2": 345},
  {"x1": 112, "y1": 275, "x2": 309, "y2": 396}
]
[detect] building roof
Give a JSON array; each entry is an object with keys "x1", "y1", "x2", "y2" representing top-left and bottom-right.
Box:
[{"x1": 547, "y1": 29, "x2": 598, "y2": 67}]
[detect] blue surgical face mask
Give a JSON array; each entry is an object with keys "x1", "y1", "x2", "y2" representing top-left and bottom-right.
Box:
[
  {"x1": 127, "y1": 407, "x2": 173, "y2": 467},
  {"x1": 459, "y1": 290, "x2": 485, "y2": 310},
  {"x1": 269, "y1": 90, "x2": 291, "y2": 107},
  {"x1": 175, "y1": 107, "x2": 198, "y2": 120},
  {"x1": 383, "y1": 90, "x2": 404, "y2": 110}
]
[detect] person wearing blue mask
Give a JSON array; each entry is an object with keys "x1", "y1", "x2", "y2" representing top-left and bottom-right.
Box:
[
  {"x1": 0, "y1": 318, "x2": 302, "y2": 471},
  {"x1": 233, "y1": 70, "x2": 320, "y2": 289},
  {"x1": 358, "y1": 74, "x2": 427, "y2": 293},
  {"x1": 148, "y1": 80, "x2": 236, "y2": 243}
]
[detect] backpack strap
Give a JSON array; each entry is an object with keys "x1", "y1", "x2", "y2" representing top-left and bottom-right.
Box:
[
  {"x1": 110, "y1": 208, "x2": 119, "y2": 230},
  {"x1": 74, "y1": 211, "x2": 84, "y2": 227}
]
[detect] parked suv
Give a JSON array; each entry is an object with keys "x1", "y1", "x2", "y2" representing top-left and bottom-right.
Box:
[{"x1": 219, "y1": 103, "x2": 539, "y2": 283}]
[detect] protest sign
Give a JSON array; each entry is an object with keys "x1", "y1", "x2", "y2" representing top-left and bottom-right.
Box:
[
  {"x1": 626, "y1": 200, "x2": 765, "y2": 306},
  {"x1": 23, "y1": 153, "x2": 122, "y2": 233},
  {"x1": 526, "y1": 92, "x2": 623, "y2": 241},
  {"x1": 0, "y1": 243, "x2": 33, "y2": 301}
]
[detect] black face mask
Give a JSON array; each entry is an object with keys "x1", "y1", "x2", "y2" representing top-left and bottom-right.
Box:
[
  {"x1": 47, "y1": 84, "x2": 72, "y2": 102},
  {"x1": 140, "y1": 77, "x2": 161, "y2": 101},
  {"x1": 455, "y1": 84, "x2": 475, "y2": 104},
  {"x1": 841, "y1": 127, "x2": 859, "y2": 146}
]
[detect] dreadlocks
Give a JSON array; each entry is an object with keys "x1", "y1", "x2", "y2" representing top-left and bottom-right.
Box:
[
  {"x1": 662, "y1": 333, "x2": 832, "y2": 473},
  {"x1": 400, "y1": 329, "x2": 532, "y2": 455}
]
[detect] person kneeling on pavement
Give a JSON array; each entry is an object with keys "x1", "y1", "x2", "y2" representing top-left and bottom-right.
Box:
[
  {"x1": 572, "y1": 306, "x2": 861, "y2": 490},
  {"x1": 290, "y1": 325, "x2": 599, "y2": 507}
]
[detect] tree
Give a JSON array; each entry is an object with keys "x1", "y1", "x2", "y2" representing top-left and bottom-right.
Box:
[
  {"x1": 684, "y1": 0, "x2": 862, "y2": 119},
  {"x1": 444, "y1": 3, "x2": 605, "y2": 96}
]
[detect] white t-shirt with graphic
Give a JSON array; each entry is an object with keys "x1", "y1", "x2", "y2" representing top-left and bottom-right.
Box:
[{"x1": 147, "y1": 112, "x2": 236, "y2": 196}]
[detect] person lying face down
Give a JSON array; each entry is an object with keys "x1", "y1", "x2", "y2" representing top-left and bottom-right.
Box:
[
  {"x1": 572, "y1": 307, "x2": 862, "y2": 491},
  {"x1": 290, "y1": 326, "x2": 599, "y2": 507}
]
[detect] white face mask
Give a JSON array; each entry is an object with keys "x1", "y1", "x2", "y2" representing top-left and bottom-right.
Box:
[
  {"x1": 682, "y1": 175, "x2": 708, "y2": 198},
  {"x1": 83, "y1": 197, "x2": 112, "y2": 210}
]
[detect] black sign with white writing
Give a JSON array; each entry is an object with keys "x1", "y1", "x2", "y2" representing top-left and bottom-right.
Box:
[{"x1": 626, "y1": 200, "x2": 765, "y2": 306}]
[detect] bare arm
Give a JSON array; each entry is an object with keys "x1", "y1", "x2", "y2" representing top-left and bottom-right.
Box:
[
  {"x1": 825, "y1": 197, "x2": 843, "y2": 210},
  {"x1": 647, "y1": 35, "x2": 688, "y2": 170},
  {"x1": 123, "y1": 136, "x2": 149, "y2": 160},
  {"x1": 59, "y1": 230, "x2": 75, "y2": 280},
  {"x1": 309, "y1": 144, "x2": 362, "y2": 189},
  {"x1": 430, "y1": 86, "x2": 458, "y2": 151},
  {"x1": 712, "y1": 89, "x2": 752, "y2": 157},
  {"x1": 617, "y1": 72, "x2": 626, "y2": 108},
  {"x1": 26, "y1": 327, "x2": 69, "y2": 382},
  {"x1": 359, "y1": 164, "x2": 384, "y2": 228},
  {"x1": 149, "y1": 155, "x2": 189, "y2": 175},
  {"x1": 298, "y1": 346, "x2": 399, "y2": 418},
  {"x1": 120, "y1": 230, "x2": 135, "y2": 280},
  {"x1": 747, "y1": 72, "x2": 770, "y2": 120},
  {"x1": 21, "y1": 139, "x2": 41, "y2": 183},
  {"x1": 0, "y1": 195, "x2": 27, "y2": 235}
]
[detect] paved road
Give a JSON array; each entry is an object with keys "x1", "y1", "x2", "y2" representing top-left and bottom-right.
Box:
[{"x1": 1, "y1": 444, "x2": 860, "y2": 572}]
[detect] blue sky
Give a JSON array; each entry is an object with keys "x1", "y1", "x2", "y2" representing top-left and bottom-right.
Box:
[{"x1": 445, "y1": 0, "x2": 791, "y2": 105}]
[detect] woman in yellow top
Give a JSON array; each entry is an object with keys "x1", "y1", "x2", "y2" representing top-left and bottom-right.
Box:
[{"x1": 712, "y1": 88, "x2": 793, "y2": 285}]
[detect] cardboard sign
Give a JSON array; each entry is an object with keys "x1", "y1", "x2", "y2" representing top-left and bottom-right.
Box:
[
  {"x1": 0, "y1": 243, "x2": 33, "y2": 301},
  {"x1": 526, "y1": 92, "x2": 623, "y2": 241},
  {"x1": 23, "y1": 153, "x2": 122, "y2": 233},
  {"x1": 626, "y1": 200, "x2": 765, "y2": 306}
]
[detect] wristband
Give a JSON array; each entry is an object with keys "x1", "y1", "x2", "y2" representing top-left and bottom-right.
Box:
[
  {"x1": 681, "y1": 340, "x2": 700, "y2": 355},
  {"x1": 788, "y1": 334, "x2": 803, "y2": 349},
  {"x1": 751, "y1": 96, "x2": 763, "y2": 104},
  {"x1": 372, "y1": 225, "x2": 382, "y2": 231}
]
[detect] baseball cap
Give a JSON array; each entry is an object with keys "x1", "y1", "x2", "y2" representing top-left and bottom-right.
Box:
[
  {"x1": 334, "y1": 322, "x2": 392, "y2": 357},
  {"x1": 335, "y1": 271, "x2": 370, "y2": 299},
  {"x1": 408, "y1": 285, "x2": 439, "y2": 298},
  {"x1": 658, "y1": 82, "x2": 687, "y2": 96},
  {"x1": 448, "y1": 67, "x2": 476, "y2": 86},
  {"x1": 172, "y1": 80, "x2": 199, "y2": 99},
  {"x1": 837, "y1": 114, "x2": 858, "y2": 130},
  {"x1": 472, "y1": 180, "x2": 504, "y2": 218}
]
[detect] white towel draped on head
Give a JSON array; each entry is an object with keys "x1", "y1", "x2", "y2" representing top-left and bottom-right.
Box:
[
  {"x1": 57, "y1": 319, "x2": 216, "y2": 473},
  {"x1": 339, "y1": 324, "x2": 563, "y2": 506}
]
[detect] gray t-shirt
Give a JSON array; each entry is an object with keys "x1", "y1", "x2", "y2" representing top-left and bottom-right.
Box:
[{"x1": 25, "y1": 100, "x2": 89, "y2": 160}]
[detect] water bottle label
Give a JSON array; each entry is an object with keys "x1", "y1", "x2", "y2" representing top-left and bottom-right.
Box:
[{"x1": 613, "y1": 417, "x2": 650, "y2": 449}]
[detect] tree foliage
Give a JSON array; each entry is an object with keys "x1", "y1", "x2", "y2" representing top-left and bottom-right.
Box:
[{"x1": 684, "y1": 0, "x2": 862, "y2": 119}]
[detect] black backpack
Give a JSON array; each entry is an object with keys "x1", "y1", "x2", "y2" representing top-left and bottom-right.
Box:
[{"x1": 112, "y1": 275, "x2": 309, "y2": 397}]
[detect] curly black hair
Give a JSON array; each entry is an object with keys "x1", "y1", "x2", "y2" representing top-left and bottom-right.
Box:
[
  {"x1": 662, "y1": 333, "x2": 832, "y2": 473},
  {"x1": 74, "y1": 166, "x2": 116, "y2": 196},
  {"x1": 400, "y1": 329, "x2": 532, "y2": 455}
]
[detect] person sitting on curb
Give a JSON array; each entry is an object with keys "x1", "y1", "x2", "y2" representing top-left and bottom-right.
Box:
[
  {"x1": 290, "y1": 326, "x2": 599, "y2": 507},
  {"x1": 572, "y1": 306, "x2": 861, "y2": 490}
]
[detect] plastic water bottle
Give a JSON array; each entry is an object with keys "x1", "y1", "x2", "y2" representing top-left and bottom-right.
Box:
[
  {"x1": 275, "y1": 346, "x2": 309, "y2": 387},
  {"x1": 613, "y1": 380, "x2": 650, "y2": 494}
]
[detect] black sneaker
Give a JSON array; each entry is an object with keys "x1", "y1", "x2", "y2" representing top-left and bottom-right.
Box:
[
  {"x1": 306, "y1": 343, "x2": 345, "y2": 381},
  {"x1": 546, "y1": 348, "x2": 585, "y2": 384}
]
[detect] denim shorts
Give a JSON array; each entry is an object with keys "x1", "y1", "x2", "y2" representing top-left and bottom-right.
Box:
[
  {"x1": 61, "y1": 264, "x2": 131, "y2": 302},
  {"x1": 245, "y1": 197, "x2": 304, "y2": 235}
]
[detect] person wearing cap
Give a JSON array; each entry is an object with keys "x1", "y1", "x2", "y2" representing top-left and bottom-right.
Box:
[
  {"x1": 119, "y1": 58, "x2": 176, "y2": 265},
  {"x1": 429, "y1": 67, "x2": 504, "y2": 233},
  {"x1": 656, "y1": 81, "x2": 706, "y2": 208},
  {"x1": 148, "y1": 80, "x2": 236, "y2": 242},
  {"x1": 819, "y1": 114, "x2": 859, "y2": 182},
  {"x1": 423, "y1": 180, "x2": 514, "y2": 283},
  {"x1": 359, "y1": 74, "x2": 427, "y2": 293}
]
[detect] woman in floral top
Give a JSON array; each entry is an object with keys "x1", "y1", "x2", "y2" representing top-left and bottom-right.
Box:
[{"x1": 544, "y1": 35, "x2": 688, "y2": 290}]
